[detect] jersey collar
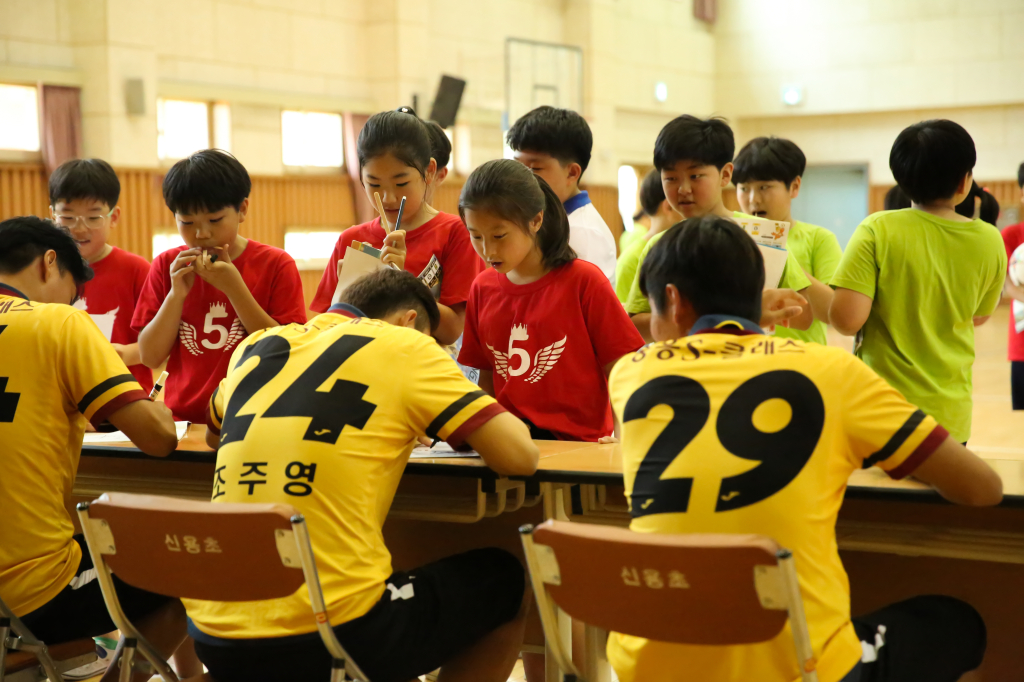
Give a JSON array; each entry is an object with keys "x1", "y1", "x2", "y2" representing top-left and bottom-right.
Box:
[
  {"x1": 327, "y1": 302, "x2": 366, "y2": 319},
  {"x1": 0, "y1": 283, "x2": 28, "y2": 300},
  {"x1": 689, "y1": 314, "x2": 764, "y2": 336},
  {"x1": 563, "y1": 190, "x2": 591, "y2": 215}
]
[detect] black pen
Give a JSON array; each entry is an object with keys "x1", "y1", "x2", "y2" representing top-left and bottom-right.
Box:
[{"x1": 394, "y1": 196, "x2": 407, "y2": 231}]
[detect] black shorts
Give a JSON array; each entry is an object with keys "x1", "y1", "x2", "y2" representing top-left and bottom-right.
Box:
[
  {"x1": 1012, "y1": 361, "x2": 1024, "y2": 410},
  {"x1": 192, "y1": 548, "x2": 525, "y2": 682},
  {"x1": 840, "y1": 595, "x2": 987, "y2": 682},
  {"x1": 18, "y1": 535, "x2": 174, "y2": 644}
]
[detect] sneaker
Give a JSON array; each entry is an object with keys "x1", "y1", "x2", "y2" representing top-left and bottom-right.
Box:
[{"x1": 62, "y1": 636, "x2": 118, "y2": 680}]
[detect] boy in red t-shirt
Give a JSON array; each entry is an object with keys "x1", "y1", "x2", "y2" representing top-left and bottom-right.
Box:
[
  {"x1": 132, "y1": 150, "x2": 306, "y2": 424},
  {"x1": 49, "y1": 158, "x2": 154, "y2": 392},
  {"x1": 1002, "y1": 162, "x2": 1024, "y2": 409}
]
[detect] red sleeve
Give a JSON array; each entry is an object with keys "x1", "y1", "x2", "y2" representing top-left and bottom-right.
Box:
[
  {"x1": 456, "y1": 283, "x2": 491, "y2": 369},
  {"x1": 1002, "y1": 224, "x2": 1024, "y2": 262},
  {"x1": 439, "y1": 216, "x2": 483, "y2": 307},
  {"x1": 580, "y1": 262, "x2": 645, "y2": 366},
  {"x1": 311, "y1": 235, "x2": 346, "y2": 313},
  {"x1": 268, "y1": 253, "x2": 308, "y2": 324},
  {"x1": 131, "y1": 253, "x2": 171, "y2": 333}
]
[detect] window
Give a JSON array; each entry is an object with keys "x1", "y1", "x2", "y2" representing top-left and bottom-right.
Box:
[
  {"x1": 284, "y1": 229, "x2": 343, "y2": 270},
  {"x1": 152, "y1": 231, "x2": 186, "y2": 258},
  {"x1": 0, "y1": 84, "x2": 40, "y2": 152},
  {"x1": 282, "y1": 111, "x2": 343, "y2": 168},
  {"x1": 212, "y1": 102, "x2": 232, "y2": 152},
  {"x1": 158, "y1": 99, "x2": 210, "y2": 160},
  {"x1": 618, "y1": 165, "x2": 639, "y2": 229}
]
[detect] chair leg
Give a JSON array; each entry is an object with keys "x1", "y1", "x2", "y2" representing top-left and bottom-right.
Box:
[
  {"x1": 330, "y1": 659, "x2": 346, "y2": 682},
  {"x1": 0, "y1": 618, "x2": 9, "y2": 682},
  {"x1": 35, "y1": 647, "x2": 64, "y2": 682},
  {"x1": 119, "y1": 639, "x2": 136, "y2": 682}
]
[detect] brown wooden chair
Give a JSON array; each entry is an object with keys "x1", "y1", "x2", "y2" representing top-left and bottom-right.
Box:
[
  {"x1": 520, "y1": 520, "x2": 819, "y2": 682},
  {"x1": 76, "y1": 493, "x2": 368, "y2": 682},
  {"x1": 0, "y1": 595, "x2": 98, "y2": 682}
]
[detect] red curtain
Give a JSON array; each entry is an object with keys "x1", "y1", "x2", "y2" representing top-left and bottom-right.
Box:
[
  {"x1": 343, "y1": 112, "x2": 374, "y2": 225},
  {"x1": 40, "y1": 85, "x2": 83, "y2": 176}
]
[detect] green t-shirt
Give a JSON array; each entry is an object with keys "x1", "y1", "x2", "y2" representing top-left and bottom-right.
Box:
[
  {"x1": 774, "y1": 221, "x2": 843, "y2": 346},
  {"x1": 619, "y1": 222, "x2": 647, "y2": 255},
  {"x1": 830, "y1": 208, "x2": 1006, "y2": 442},
  {"x1": 615, "y1": 236, "x2": 648, "y2": 303},
  {"x1": 624, "y1": 211, "x2": 812, "y2": 314}
]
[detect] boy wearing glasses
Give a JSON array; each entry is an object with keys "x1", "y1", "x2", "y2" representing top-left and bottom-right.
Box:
[{"x1": 49, "y1": 158, "x2": 154, "y2": 392}]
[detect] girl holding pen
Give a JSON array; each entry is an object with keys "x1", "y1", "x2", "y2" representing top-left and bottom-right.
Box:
[{"x1": 311, "y1": 110, "x2": 482, "y2": 346}]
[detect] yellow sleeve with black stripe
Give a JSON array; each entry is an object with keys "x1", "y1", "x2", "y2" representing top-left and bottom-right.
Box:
[
  {"x1": 841, "y1": 354, "x2": 948, "y2": 478},
  {"x1": 58, "y1": 309, "x2": 146, "y2": 426},
  {"x1": 403, "y1": 334, "x2": 505, "y2": 448}
]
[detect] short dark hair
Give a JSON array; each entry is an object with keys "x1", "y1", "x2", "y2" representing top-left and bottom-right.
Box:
[
  {"x1": 162, "y1": 149, "x2": 251, "y2": 215},
  {"x1": 459, "y1": 159, "x2": 576, "y2": 270},
  {"x1": 359, "y1": 110, "x2": 433, "y2": 178},
  {"x1": 638, "y1": 168, "x2": 666, "y2": 216},
  {"x1": 341, "y1": 269, "x2": 440, "y2": 333},
  {"x1": 506, "y1": 106, "x2": 593, "y2": 180},
  {"x1": 640, "y1": 215, "x2": 763, "y2": 322},
  {"x1": 890, "y1": 119, "x2": 976, "y2": 204},
  {"x1": 732, "y1": 137, "x2": 806, "y2": 186},
  {"x1": 48, "y1": 158, "x2": 120, "y2": 208},
  {"x1": 654, "y1": 115, "x2": 734, "y2": 171},
  {"x1": 424, "y1": 120, "x2": 451, "y2": 170},
  {"x1": 0, "y1": 216, "x2": 93, "y2": 286},
  {"x1": 1017, "y1": 162, "x2": 1024, "y2": 189},
  {"x1": 883, "y1": 185, "x2": 912, "y2": 211},
  {"x1": 955, "y1": 181, "x2": 1001, "y2": 225}
]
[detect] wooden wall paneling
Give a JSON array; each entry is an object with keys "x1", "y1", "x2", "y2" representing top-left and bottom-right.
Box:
[
  {"x1": 0, "y1": 164, "x2": 48, "y2": 220},
  {"x1": 432, "y1": 176, "x2": 465, "y2": 217},
  {"x1": 869, "y1": 180, "x2": 1022, "y2": 220},
  {"x1": 584, "y1": 184, "x2": 622, "y2": 246}
]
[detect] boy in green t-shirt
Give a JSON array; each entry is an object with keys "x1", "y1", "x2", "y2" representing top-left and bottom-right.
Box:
[
  {"x1": 830, "y1": 119, "x2": 1006, "y2": 443},
  {"x1": 733, "y1": 136, "x2": 843, "y2": 345},
  {"x1": 615, "y1": 169, "x2": 679, "y2": 303},
  {"x1": 623, "y1": 115, "x2": 811, "y2": 341}
]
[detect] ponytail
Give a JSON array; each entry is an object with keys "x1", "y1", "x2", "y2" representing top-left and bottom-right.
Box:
[{"x1": 458, "y1": 159, "x2": 576, "y2": 269}]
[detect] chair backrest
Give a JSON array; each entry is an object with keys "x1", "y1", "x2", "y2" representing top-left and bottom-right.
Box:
[
  {"x1": 529, "y1": 520, "x2": 789, "y2": 645},
  {"x1": 80, "y1": 492, "x2": 306, "y2": 602}
]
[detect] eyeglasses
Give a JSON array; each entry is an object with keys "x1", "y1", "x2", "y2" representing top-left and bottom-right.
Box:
[{"x1": 51, "y1": 207, "x2": 115, "y2": 229}]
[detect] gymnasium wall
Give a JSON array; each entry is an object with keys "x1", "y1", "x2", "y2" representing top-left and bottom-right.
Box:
[
  {"x1": 719, "y1": 0, "x2": 1024, "y2": 183},
  {"x1": 0, "y1": 0, "x2": 710, "y2": 185}
]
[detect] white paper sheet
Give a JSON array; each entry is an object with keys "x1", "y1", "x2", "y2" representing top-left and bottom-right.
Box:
[
  {"x1": 83, "y1": 421, "x2": 190, "y2": 444},
  {"x1": 335, "y1": 246, "x2": 388, "y2": 298},
  {"x1": 410, "y1": 442, "x2": 480, "y2": 459}
]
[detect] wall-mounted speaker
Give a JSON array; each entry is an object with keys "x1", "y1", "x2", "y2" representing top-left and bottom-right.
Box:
[{"x1": 429, "y1": 75, "x2": 466, "y2": 129}]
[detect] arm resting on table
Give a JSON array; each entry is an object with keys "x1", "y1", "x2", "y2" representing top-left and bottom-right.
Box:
[
  {"x1": 465, "y1": 411, "x2": 539, "y2": 477},
  {"x1": 911, "y1": 437, "x2": 1003, "y2": 507},
  {"x1": 108, "y1": 400, "x2": 178, "y2": 458}
]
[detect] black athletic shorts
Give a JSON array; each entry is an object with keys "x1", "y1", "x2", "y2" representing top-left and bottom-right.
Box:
[
  {"x1": 19, "y1": 535, "x2": 174, "y2": 644},
  {"x1": 839, "y1": 595, "x2": 987, "y2": 682},
  {"x1": 1012, "y1": 361, "x2": 1024, "y2": 410},
  {"x1": 192, "y1": 548, "x2": 525, "y2": 682}
]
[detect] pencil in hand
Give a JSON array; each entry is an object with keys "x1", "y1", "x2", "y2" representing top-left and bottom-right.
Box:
[{"x1": 374, "y1": 191, "x2": 391, "y2": 232}]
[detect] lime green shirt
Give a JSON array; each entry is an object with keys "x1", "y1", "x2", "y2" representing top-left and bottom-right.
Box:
[
  {"x1": 615, "y1": 236, "x2": 648, "y2": 303},
  {"x1": 619, "y1": 222, "x2": 647, "y2": 255},
  {"x1": 624, "y1": 211, "x2": 812, "y2": 314},
  {"x1": 774, "y1": 221, "x2": 843, "y2": 346},
  {"x1": 830, "y1": 208, "x2": 1006, "y2": 442}
]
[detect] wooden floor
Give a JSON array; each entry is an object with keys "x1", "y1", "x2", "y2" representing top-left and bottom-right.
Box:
[{"x1": 81, "y1": 304, "x2": 1023, "y2": 682}]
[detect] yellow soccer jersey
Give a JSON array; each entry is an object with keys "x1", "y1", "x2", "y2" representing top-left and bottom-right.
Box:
[
  {"x1": 0, "y1": 285, "x2": 146, "y2": 616},
  {"x1": 606, "y1": 316, "x2": 947, "y2": 682},
  {"x1": 186, "y1": 304, "x2": 505, "y2": 640}
]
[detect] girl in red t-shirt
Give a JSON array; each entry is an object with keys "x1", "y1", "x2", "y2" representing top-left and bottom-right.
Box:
[
  {"x1": 458, "y1": 159, "x2": 645, "y2": 442},
  {"x1": 311, "y1": 110, "x2": 481, "y2": 345}
]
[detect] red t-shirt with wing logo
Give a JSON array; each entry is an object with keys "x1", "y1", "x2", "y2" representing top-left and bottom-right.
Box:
[
  {"x1": 1002, "y1": 221, "x2": 1024, "y2": 361},
  {"x1": 131, "y1": 240, "x2": 307, "y2": 424},
  {"x1": 78, "y1": 246, "x2": 154, "y2": 392},
  {"x1": 459, "y1": 259, "x2": 645, "y2": 441},
  {"x1": 310, "y1": 212, "x2": 483, "y2": 312}
]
